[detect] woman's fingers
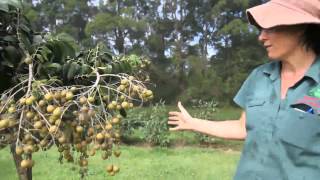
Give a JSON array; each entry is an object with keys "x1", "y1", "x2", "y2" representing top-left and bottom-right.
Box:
[
  {"x1": 168, "y1": 116, "x2": 180, "y2": 121},
  {"x1": 168, "y1": 102, "x2": 190, "y2": 132},
  {"x1": 178, "y1": 101, "x2": 188, "y2": 115},
  {"x1": 169, "y1": 126, "x2": 180, "y2": 131},
  {"x1": 168, "y1": 111, "x2": 180, "y2": 116},
  {"x1": 168, "y1": 121, "x2": 179, "y2": 125}
]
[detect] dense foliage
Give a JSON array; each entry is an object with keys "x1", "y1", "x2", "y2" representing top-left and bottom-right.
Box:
[{"x1": 22, "y1": 0, "x2": 268, "y2": 105}]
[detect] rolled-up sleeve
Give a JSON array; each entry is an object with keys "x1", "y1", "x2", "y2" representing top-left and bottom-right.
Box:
[{"x1": 233, "y1": 69, "x2": 257, "y2": 109}]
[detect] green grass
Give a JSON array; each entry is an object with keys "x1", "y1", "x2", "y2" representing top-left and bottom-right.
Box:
[
  {"x1": 124, "y1": 106, "x2": 243, "y2": 150},
  {"x1": 0, "y1": 106, "x2": 242, "y2": 179},
  {"x1": 213, "y1": 107, "x2": 242, "y2": 121},
  {"x1": 0, "y1": 145, "x2": 240, "y2": 180}
]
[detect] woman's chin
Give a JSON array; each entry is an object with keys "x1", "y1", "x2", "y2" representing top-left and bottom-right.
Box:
[{"x1": 267, "y1": 53, "x2": 280, "y2": 61}]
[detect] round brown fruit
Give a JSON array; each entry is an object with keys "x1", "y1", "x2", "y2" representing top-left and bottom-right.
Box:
[
  {"x1": 49, "y1": 125, "x2": 58, "y2": 133},
  {"x1": 25, "y1": 97, "x2": 34, "y2": 105},
  {"x1": 87, "y1": 127, "x2": 94, "y2": 136},
  {"x1": 26, "y1": 111, "x2": 35, "y2": 120},
  {"x1": 105, "y1": 123, "x2": 112, "y2": 130},
  {"x1": 118, "y1": 85, "x2": 126, "y2": 91},
  {"x1": 103, "y1": 95, "x2": 109, "y2": 101},
  {"x1": 96, "y1": 133, "x2": 104, "y2": 141},
  {"x1": 15, "y1": 146, "x2": 24, "y2": 155},
  {"x1": 80, "y1": 159, "x2": 88, "y2": 167},
  {"x1": 24, "y1": 56, "x2": 32, "y2": 64},
  {"x1": 58, "y1": 136, "x2": 66, "y2": 144},
  {"x1": 20, "y1": 159, "x2": 31, "y2": 169},
  {"x1": 8, "y1": 106, "x2": 16, "y2": 113},
  {"x1": 44, "y1": 93, "x2": 53, "y2": 101},
  {"x1": 54, "y1": 92, "x2": 61, "y2": 100},
  {"x1": 70, "y1": 87, "x2": 77, "y2": 92},
  {"x1": 65, "y1": 92, "x2": 74, "y2": 100},
  {"x1": 128, "y1": 76, "x2": 135, "y2": 81},
  {"x1": 79, "y1": 96, "x2": 87, "y2": 104},
  {"x1": 38, "y1": 100, "x2": 46, "y2": 107},
  {"x1": 40, "y1": 140, "x2": 48, "y2": 147},
  {"x1": 121, "y1": 79, "x2": 129, "y2": 85},
  {"x1": 19, "y1": 98, "x2": 26, "y2": 105},
  {"x1": 107, "y1": 103, "x2": 115, "y2": 110},
  {"x1": 121, "y1": 101, "x2": 129, "y2": 109},
  {"x1": 88, "y1": 96, "x2": 95, "y2": 103},
  {"x1": 106, "y1": 165, "x2": 113, "y2": 173},
  {"x1": 0, "y1": 119, "x2": 10, "y2": 129},
  {"x1": 55, "y1": 119, "x2": 62, "y2": 126},
  {"x1": 88, "y1": 109, "x2": 95, "y2": 117},
  {"x1": 33, "y1": 121, "x2": 43, "y2": 129},
  {"x1": 46, "y1": 105, "x2": 55, "y2": 113},
  {"x1": 61, "y1": 90, "x2": 67, "y2": 97},
  {"x1": 129, "y1": 103, "x2": 134, "y2": 108},
  {"x1": 104, "y1": 133, "x2": 111, "y2": 139},
  {"x1": 23, "y1": 145, "x2": 34, "y2": 154},
  {"x1": 112, "y1": 117, "x2": 120, "y2": 124},
  {"x1": 89, "y1": 149, "x2": 96, "y2": 156},
  {"x1": 114, "y1": 150, "x2": 121, "y2": 157},
  {"x1": 76, "y1": 126, "x2": 84, "y2": 133},
  {"x1": 52, "y1": 107, "x2": 62, "y2": 117},
  {"x1": 113, "y1": 165, "x2": 120, "y2": 173}
]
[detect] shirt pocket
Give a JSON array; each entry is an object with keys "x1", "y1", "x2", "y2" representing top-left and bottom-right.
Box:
[
  {"x1": 247, "y1": 99, "x2": 266, "y2": 107},
  {"x1": 278, "y1": 107, "x2": 320, "y2": 150},
  {"x1": 246, "y1": 99, "x2": 266, "y2": 131}
]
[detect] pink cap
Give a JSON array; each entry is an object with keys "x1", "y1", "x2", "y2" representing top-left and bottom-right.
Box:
[{"x1": 246, "y1": 0, "x2": 320, "y2": 28}]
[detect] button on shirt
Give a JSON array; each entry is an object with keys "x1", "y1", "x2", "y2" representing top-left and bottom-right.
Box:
[{"x1": 233, "y1": 57, "x2": 320, "y2": 180}]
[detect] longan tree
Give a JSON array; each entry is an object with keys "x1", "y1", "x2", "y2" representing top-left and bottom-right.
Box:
[{"x1": 0, "y1": 1, "x2": 153, "y2": 179}]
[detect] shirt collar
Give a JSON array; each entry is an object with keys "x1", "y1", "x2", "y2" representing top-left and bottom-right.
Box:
[
  {"x1": 263, "y1": 61, "x2": 280, "y2": 81},
  {"x1": 262, "y1": 56, "x2": 320, "y2": 83},
  {"x1": 305, "y1": 56, "x2": 320, "y2": 84}
]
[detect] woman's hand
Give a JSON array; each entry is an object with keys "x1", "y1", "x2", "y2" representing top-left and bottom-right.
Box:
[{"x1": 168, "y1": 101, "x2": 197, "y2": 131}]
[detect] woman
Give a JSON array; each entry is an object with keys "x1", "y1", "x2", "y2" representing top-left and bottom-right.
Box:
[{"x1": 168, "y1": 0, "x2": 320, "y2": 179}]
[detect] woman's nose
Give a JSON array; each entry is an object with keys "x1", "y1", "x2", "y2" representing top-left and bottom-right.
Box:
[{"x1": 258, "y1": 30, "x2": 268, "y2": 42}]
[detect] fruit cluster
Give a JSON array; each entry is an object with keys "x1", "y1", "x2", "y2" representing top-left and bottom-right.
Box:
[{"x1": 0, "y1": 73, "x2": 153, "y2": 176}]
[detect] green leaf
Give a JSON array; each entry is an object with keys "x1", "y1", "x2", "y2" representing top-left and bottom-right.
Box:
[
  {"x1": 67, "y1": 62, "x2": 80, "y2": 80},
  {"x1": 32, "y1": 35, "x2": 43, "y2": 45},
  {"x1": 62, "y1": 62, "x2": 71, "y2": 81},
  {"x1": 36, "y1": 54, "x2": 44, "y2": 63},
  {"x1": 46, "y1": 40, "x2": 62, "y2": 62},
  {"x1": 19, "y1": 24, "x2": 31, "y2": 33},
  {"x1": 45, "y1": 63, "x2": 62, "y2": 73},
  {"x1": 1, "y1": 58, "x2": 14, "y2": 68},
  {"x1": 4, "y1": 45, "x2": 20, "y2": 64},
  {"x1": 80, "y1": 64, "x2": 92, "y2": 75},
  {"x1": 0, "y1": 3, "x2": 9, "y2": 12},
  {"x1": 3, "y1": 36, "x2": 18, "y2": 43},
  {"x1": 0, "y1": 0, "x2": 22, "y2": 9},
  {"x1": 39, "y1": 46, "x2": 52, "y2": 62},
  {"x1": 18, "y1": 31, "x2": 32, "y2": 51}
]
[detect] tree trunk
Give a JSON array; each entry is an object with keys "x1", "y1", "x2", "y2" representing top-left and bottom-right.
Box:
[{"x1": 10, "y1": 144, "x2": 32, "y2": 180}]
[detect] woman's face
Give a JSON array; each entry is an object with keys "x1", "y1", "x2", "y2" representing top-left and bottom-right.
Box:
[{"x1": 258, "y1": 25, "x2": 305, "y2": 60}]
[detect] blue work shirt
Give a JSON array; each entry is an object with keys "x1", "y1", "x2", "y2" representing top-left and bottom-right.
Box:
[{"x1": 233, "y1": 56, "x2": 320, "y2": 180}]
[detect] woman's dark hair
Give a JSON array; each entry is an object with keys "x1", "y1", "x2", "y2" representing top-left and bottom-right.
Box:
[{"x1": 302, "y1": 24, "x2": 320, "y2": 55}]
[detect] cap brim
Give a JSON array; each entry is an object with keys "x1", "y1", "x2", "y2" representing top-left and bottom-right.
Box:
[{"x1": 246, "y1": 2, "x2": 320, "y2": 28}]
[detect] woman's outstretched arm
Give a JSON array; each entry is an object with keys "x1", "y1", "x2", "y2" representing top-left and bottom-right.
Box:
[{"x1": 168, "y1": 102, "x2": 247, "y2": 140}]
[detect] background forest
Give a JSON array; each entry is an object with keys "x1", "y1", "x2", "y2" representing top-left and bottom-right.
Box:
[{"x1": 21, "y1": 0, "x2": 267, "y2": 105}]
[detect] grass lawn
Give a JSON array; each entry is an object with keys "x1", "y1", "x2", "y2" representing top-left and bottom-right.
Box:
[
  {"x1": 0, "y1": 145, "x2": 240, "y2": 180},
  {"x1": 0, "y1": 106, "x2": 243, "y2": 179}
]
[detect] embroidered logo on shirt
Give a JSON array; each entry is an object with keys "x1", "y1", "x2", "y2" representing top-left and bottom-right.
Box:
[
  {"x1": 308, "y1": 85, "x2": 320, "y2": 98},
  {"x1": 291, "y1": 85, "x2": 320, "y2": 115}
]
